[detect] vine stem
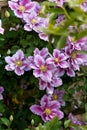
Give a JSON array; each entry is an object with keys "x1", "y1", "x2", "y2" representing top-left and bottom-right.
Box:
[{"x1": 62, "y1": 7, "x2": 71, "y2": 20}]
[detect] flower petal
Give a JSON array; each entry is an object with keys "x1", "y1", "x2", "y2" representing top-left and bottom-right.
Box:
[{"x1": 30, "y1": 105, "x2": 42, "y2": 115}]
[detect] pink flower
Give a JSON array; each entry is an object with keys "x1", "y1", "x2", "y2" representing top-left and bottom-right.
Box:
[
  {"x1": 66, "y1": 36, "x2": 87, "y2": 51},
  {"x1": 34, "y1": 48, "x2": 49, "y2": 58},
  {"x1": 31, "y1": 55, "x2": 54, "y2": 82},
  {"x1": 30, "y1": 95, "x2": 64, "y2": 122},
  {"x1": 8, "y1": 0, "x2": 35, "y2": 18},
  {"x1": 5, "y1": 49, "x2": 31, "y2": 76},
  {"x1": 39, "y1": 70, "x2": 62, "y2": 94},
  {"x1": 50, "y1": 89, "x2": 65, "y2": 106},
  {"x1": 0, "y1": 20, "x2": 4, "y2": 34},
  {"x1": 47, "y1": 49, "x2": 68, "y2": 68},
  {"x1": 80, "y1": 2, "x2": 87, "y2": 12}
]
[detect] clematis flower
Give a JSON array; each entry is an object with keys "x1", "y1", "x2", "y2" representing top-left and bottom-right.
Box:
[
  {"x1": 66, "y1": 36, "x2": 87, "y2": 51},
  {"x1": 0, "y1": 20, "x2": 4, "y2": 34},
  {"x1": 8, "y1": 0, "x2": 35, "y2": 18},
  {"x1": 34, "y1": 48, "x2": 49, "y2": 58},
  {"x1": 80, "y1": 2, "x2": 87, "y2": 12},
  {"x1": 47, "y1": 49, "x2": 68, "y2": 68},
  {"x1": 64, "y1": 44, "x2": 87, "y2": 72},
  {"x1": 5, "y1": 49, "x2": 31, "y2": 76},
  {"x1": 50, "y1": 89, "x2": 65, "y2": 106},
  {"x1": 30, "y1": 95, "x2": 64, "y2": 122},
  {"x1": 0, "y1": 86, "x2": 4, "y2": 100},
  {"x1": 31, "y1": 55, "x2": 54, "y2": 82},
  {"x1": 39, "y1": 70, "x2": 62, "y2": 94}
]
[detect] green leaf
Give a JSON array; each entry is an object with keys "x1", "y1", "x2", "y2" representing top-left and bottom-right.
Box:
[
  {"x1": 56, "y1": 36, "x2": 67, "y2": 49},
  {"x1": 80, "y1": 126, "x2": 87, "y2": 130},
  {"x1": 1, "y1": 117, "x2": 11, "y2": 127},
  {"x1": 44, "y1": 117, "x2": 61, "y2": 130},
  {"x1": 64, "y1": 119, "x2": 71, "y2": 128}
]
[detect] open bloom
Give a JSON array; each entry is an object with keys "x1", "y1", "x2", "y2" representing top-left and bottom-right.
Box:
[
  {"x1": 50, "y1": 89, "x2": 65, "y2": 106},
  {"x1": 31, "y1": 55, "x2": 54, "y2": 82},
  {"x1": 47, "y1": 49, "x2": 68, "y2": 68},
  {"x1": 0, "y1": 20, "x2": 4, "y2": 34},
  {"x1": 8, "y1": 0, "x2": 35, "y2": 18},
  {"x1": 39, "y1": 70, "x2": 62, "y2": 94},
  {"x1": 34, "y1": 48, "x2": 49, "y2": 58},
  {"x1": 64, "y1": 43, "x2": 87, "y2": 77},
  {"x1": 80, "y1": 2, "x2": 87, "y2": 12},
  {"x1": 5, "y1": 49, "x2": 31, "y2": 76},
  {"x1": 30, "y1": 95, "x2": 64, "y2": 122},
  {"x1": 0, "y1": 86, "x2": 4, "y2": 100}
]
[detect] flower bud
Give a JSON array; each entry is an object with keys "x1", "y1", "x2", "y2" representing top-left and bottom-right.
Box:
[
  {"x1": 9, "y1": 115, "x2": 13, "y2": 121},
  {"x1": 7, "y1": 49, "x2": 11, "y2": 55},
  {"x1": 31, "y1": 119, "x2": 34, "y2": 126},
  {"x1": 5, "y1": 10, "x2": 10, "y2": 18}
]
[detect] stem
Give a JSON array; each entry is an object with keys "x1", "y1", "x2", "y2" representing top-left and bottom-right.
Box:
[{"x1": 62, "y1": 7, "x2": 71, "y2": 20}]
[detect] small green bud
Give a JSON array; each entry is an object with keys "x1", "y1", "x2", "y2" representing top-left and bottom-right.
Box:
[
  {"x1": 9, "y1": 115, "x2": 13, "y2": 121},
  {"x1": 5, "y1": 10, "x2": 10, "y2": 18},
  {"x1": 31, "y1": 119, "x2": 34, "y2": 126}
]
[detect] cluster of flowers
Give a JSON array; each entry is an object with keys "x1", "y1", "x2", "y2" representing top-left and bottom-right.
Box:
[
  {"x1": 1, "y1": 0, "x2": 87, "y2": 37},
  {"x1": 0, "y1": 0, "x2": 87, "y2": 39},
  {"x1": 8, "y1": 0, "x2": 49, "y2": 41},
  {"x1": 5, "y1": 35, "x2": 87, "y2": 121}
]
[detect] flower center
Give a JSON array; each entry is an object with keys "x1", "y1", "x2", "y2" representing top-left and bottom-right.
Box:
[
  {"x1": 44, "y1": 108, "x2": 51, "y2": 116},
  {"x1": 15, "y1": 60, "x2": 22, "y2": 67},
  {"x1": 52, "y1": 94, "x2": 58, "y2": 100},
  {"x1": 71, "y1": 50, "x2": 77, "y2": 59},
  {"x1": 54, "y1": 58, "x2": 59, "y2": 63},
  {"x1": 31, "y1": 19, "x2": 37, "y2": 24},
  {"x1": 19, "y1": 5, "x2": 25, "y2": 12},
  {"x1": 40, "y1": 65, "x2": 47, "y2": 72},
  {"x1": 71, "y1": 37, "x2": 76, "y2": 43}
]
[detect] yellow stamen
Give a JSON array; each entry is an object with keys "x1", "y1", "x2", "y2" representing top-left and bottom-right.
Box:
[
  {"x1": 40, "y1": 65, "x2": 47, "y2": 72},
  {"x1": 31, "y1": 19, "x2": 37, "y2": 24},
  {"x1": 71, "y1": 50, "x2": 77, "y2": 59},
  {"x1": 19, "y1": 5, "x2": 25, "y2": 12},
  {"x1": 15, "y1": 60, "x2": 22, "y2": 67},
  {"x1": 52, "y1": 94, "x2": 58, "y2": 100},
  {"x1": 71, "y1": 37, "x2": 76, "y2": 43},
  {"x1": 54, "y1": 58, "x2": 59, "y2": 63},
  {"x1": 44, "y1": 108, "x2": 51, "y2": 116}
]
